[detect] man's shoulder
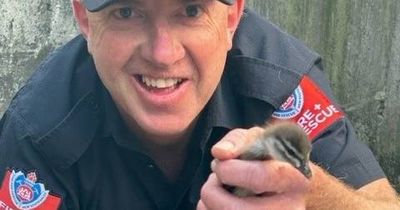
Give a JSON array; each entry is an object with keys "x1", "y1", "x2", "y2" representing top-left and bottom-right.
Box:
[
  {"x1": 7, "y1": 35, "x2": 99, "y2": 138},
  {"x1": 1, "y1": 35, "x2": 103, "y2": 169},
  {"x1": 233, "y1": 8, "x2": 320, "y2": 74},
  {"x1": 227, "y1": 9, "x2": 322, "y2": 110}
]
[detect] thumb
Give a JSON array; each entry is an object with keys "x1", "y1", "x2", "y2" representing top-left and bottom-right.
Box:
[{"x1": 211, "y1": 127, "x2": 264, "y2": 160}]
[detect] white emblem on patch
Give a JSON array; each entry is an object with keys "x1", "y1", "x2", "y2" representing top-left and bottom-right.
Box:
[
  {"x1": 272, "y1": 86, "x2": 304, "y2": 119},
  {"x1": 9, "y1": 170, "x2": 49, "y2": 210}
]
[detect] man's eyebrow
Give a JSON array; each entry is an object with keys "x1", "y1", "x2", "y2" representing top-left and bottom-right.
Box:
[
  {"x1": 116, "y1": 0, "x2": 142, "y2": 5},
  {"x1": 179, "y1": 0, "x2": 204, "y2": 3},
  {"x1": 118, "y1": 0, "x2": 139, "y2": 2}
]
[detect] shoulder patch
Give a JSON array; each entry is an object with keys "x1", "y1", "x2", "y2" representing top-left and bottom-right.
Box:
[
  {"x1": 272, "y1": 76, "x2": 344, "y2": 141},
  {"x1": 0, "y1": 170, "x2": 61, "y2": 210}
]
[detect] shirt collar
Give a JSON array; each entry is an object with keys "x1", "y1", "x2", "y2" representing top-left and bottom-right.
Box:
[{"x1": 101, "y1": 88, "x2": 143, "y2": 151}]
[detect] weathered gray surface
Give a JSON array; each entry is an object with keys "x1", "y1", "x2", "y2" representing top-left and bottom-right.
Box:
[
  {"x1": 247, "y1": 0, "x2": 400, "y2": 191},
  {"x1": 1, "y1": 1, "x2": 399, "y2": 191},
  {"x1": 0, "y1": 1, "x2": 77, "y2": 112}
]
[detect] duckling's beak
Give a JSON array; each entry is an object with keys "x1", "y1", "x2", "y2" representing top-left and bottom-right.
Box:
[{"x1": 299, "y1": 162, "x2": 312, "y2": 179}]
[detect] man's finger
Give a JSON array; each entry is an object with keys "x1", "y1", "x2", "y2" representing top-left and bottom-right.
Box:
[
  {"x1": 200, "y1": 173, "x2": 306, "y2": 210},
  {"x1": 213, "y1": 159, "x2": 310, "y2": 194},
  {"x1": 211, "y1": 127, "x2": 264, "y2": 160},
  {"x1": 241, "y1": 194, "x2": 306, "y2": 210},
  {"x1": 200, "y1": 173, "x2": 245, "y2": 210},
  {"x1": 196, "y1": 200, "x2": 207, "y2": 210}
]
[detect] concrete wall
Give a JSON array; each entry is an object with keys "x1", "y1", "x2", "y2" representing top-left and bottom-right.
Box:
[
  {"x1": 247, "y1": 0, "x2": 400, "y2": 191},
  {"x1": 1, "y1": 1, "x2": 399, "y2": 191}
]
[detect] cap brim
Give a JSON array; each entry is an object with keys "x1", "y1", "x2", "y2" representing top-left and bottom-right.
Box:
[
  {"x1": 83, "y1": 0, "x2": 116, "y2": 12},
  {"x1": 219, "y1": 0, "x2": 235, "y2": 5},
  {"x1": 83, "y1": 0, "x2": 235, "y2": 12}
]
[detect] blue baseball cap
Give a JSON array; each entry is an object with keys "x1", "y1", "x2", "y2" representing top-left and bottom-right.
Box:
[{"x1": 83, "y1": 0, "x2": 235, "y2": 12}]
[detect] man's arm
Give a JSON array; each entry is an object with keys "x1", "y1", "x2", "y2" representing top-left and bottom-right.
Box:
[
  {"x1": 0, "y1": 111, "x2": 65, "y2": 210},
  {"x1": 198, "y1": 127, "x2": 400, "y2": 210},
  {"x1": 307, "y1": 164, "x2": 400, "y2": 210}
]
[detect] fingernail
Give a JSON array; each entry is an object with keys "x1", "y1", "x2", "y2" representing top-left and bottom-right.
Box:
[
  {"x1": 215, "y1": 141, "x2": 235, "y2": 151},
  {"x1": 211, "y1": 160, "x2": 216, "y2": 171}
]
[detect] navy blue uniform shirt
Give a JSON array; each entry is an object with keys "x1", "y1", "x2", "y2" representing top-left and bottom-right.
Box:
[{"x1": 0, "y1": 9, "x2": 384, "y2": 210}]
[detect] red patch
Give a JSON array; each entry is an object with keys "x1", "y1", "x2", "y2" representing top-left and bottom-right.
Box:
[
  {"x1": 272, "y1": 76, "x2": 344, "y2": 141},
  {"x1": 0, "y1": 170, "x2": 61, "y2": 210}
]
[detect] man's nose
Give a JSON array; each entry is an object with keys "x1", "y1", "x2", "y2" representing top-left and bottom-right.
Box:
[{"x1": 141, "y1": 24, "x2": 185, "y2": 67}]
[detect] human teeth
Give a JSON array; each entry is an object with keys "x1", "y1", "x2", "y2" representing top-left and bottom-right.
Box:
[
  {"x1": 141, "y1": 76, "x2": 182, "y2": 88},
  {"x1": 156, "y1": 80, "x2": 166, "y2": 88}
]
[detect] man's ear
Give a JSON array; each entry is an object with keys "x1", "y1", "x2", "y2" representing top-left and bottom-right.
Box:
[
  {"x1": 72, "y1": 0, "x2": 90, "y2": 39},
  {"x1": 226, "y1": 0, "x2": 245, "y2": 46}
]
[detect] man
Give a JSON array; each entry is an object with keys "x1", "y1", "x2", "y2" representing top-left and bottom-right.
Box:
[{"x1": 0, "y1": 0, "x2": 398, "y2": 209}]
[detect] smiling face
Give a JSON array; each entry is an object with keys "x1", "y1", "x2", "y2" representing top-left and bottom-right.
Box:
[{"x1": 73, "y1": 0, "x2": 244, "y2": 145}]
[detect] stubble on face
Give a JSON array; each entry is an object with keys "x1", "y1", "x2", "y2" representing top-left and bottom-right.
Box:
[{"x1": 83, "y1": 0, "x2": 238, "y2": 145}]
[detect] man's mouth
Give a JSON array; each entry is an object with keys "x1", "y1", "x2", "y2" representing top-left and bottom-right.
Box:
[{"x1": 136, "y1": 75, "x2": 185, "y2": 91}]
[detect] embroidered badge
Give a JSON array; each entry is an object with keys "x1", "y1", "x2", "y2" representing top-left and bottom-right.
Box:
[
  {"x1": 272, "y1": 76, "x2": 344, "y2": 141},
  {"x1": 9, "y1": 170, "x2": 49, "y2": 209},
  {"x1": 272, "y1": 86, "x2": 304, "y2": 119},
  {"x1": 0, "y1": 170, "x2": 61, "y2": 210}
]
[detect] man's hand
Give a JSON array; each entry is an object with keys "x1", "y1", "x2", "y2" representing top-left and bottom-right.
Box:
[{"x1": 197, "y1": 128, "x2": 311, "y2": 210}]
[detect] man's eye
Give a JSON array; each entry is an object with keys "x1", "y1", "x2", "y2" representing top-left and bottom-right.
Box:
[
  {"x1": 185, "y1": 5, "x2": 203, "y2": 17},
  {"x1": 116, "y1": 7, "x2": 134, "y2": 19}
]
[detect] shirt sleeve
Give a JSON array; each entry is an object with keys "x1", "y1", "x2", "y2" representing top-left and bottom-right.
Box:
[
  {"x1": 0, "y1": 109, "x2": 68, "y2": 210},
  {"x1": 311, "y1": 118, "x2": 385, "y2": 189},
  {"x1": 307, "y1": 63, "x2": 386, "y2": 189}
]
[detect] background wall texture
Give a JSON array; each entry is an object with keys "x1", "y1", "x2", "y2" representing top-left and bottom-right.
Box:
[{"x1": 1, "y1": 0, "x2": 399, "y2": 191}]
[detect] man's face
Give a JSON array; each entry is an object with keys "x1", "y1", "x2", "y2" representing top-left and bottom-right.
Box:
[{"x1": 76, "y1": 0, "x2": 242, "y2": 144}]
